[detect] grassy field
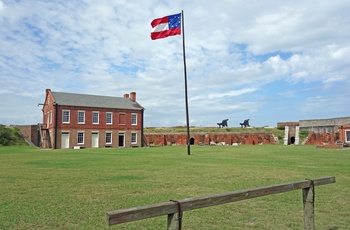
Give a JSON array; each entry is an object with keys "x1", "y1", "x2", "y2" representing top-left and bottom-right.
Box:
[{"x1": 0, "y1": 145, "x2": 349, "y2": 229}]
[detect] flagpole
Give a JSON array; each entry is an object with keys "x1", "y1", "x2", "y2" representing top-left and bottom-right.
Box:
[{"x1": 181, "y1": 10, "x2": 191, "y2": 156}]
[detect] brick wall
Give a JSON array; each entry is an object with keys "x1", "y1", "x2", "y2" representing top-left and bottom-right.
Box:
[
  {"x1": 145, "y1": 132, "x2": 277, "y2": 146},
  {"x1": 304, "y1": 133, "x2": 336, "y2": 145},
  {"x1": 339, "y1": 125, "x2": 350, "y2": 143},
  {"x1": 16, "y1": 125, "x2": 39, "y2": 146},
  {"x1": 56, "y1": 106, "x2": 142, "y2": 130},
  {"x1": 56, "y1": 129, "x2": 142, "y2": 149}
]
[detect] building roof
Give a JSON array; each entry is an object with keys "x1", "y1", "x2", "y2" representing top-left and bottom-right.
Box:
[{"x1": 51, "y1": 91, "x2": 144, "y2": 110}]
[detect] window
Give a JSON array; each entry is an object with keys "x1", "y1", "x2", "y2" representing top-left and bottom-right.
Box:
[
  {"x1": 46, "y1": 113, "x2": 49, "y2": 128},
  {"x1": 77, "y1": 131, "x2": 84, "y2": 144},
  {"x1": 106, "y1": 112, "x2": 112, "y2": 125},
  {"x1": 346, "y1": 131, "x2": 350, "y2": 142},
  {"x1": 92, "y1": 111, "x2": 99, "y2": 124},
  {"x1": 78, "y1": 111, "x2": 85, "y2": 124},
  {"x1": 49, "y1": 111, "x2": 52, "y2": 124},
  {"x1": 106, "y1": 132, "x2": 112, "y2": 144},
  {"x1": 131, "y1": 113, "x2": 137, "y2": 125},
  {"x1": 131, "y1": 133, "x2": 137, "y2": 144},
  {"x1": 62, "y1": 110, "x2": 70, "y2": 123}
]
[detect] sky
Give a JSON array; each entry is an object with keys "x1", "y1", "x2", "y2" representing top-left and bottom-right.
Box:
[{"x1": 0, "y1": 0, "x2": 349, "y2": 128}]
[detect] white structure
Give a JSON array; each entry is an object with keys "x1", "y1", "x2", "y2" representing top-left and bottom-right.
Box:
[
  {"x1": 284, "y1": 126, "x2": 289, "y2": 145},
  {"x1": 295, "y1": 126, "x2": 300, "y2": 145}
]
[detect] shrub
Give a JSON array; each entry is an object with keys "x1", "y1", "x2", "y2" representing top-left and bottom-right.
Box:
[
  {"x1": 299, "y1": 130, "x2": 309, "y2": 140},
  {"x1": 0, "y1": 125, "x2": 27, "y2": 146}
]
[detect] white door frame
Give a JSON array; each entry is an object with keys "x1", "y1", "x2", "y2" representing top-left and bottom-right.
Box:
[
  {"x1": 92, "y1": 132, "x2": 99, "y2": 148},
  {"x1": 61, "y1": 132, "x2": 70, "y2": 149}
]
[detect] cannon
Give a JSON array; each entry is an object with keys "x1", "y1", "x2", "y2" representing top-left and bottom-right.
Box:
[
  {"x1": 217, "y1": 119, "x2": 229, "y2": 128},
  {"x1": 240, "y1": 119, "x2": 250, "y2": 128}
]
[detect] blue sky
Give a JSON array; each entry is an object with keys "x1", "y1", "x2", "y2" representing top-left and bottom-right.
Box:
[{"x1": 0, "y1": 0, "x2": 349, "y2": 127}]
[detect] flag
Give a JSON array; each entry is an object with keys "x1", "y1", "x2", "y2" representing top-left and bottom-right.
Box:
[{"x1": 150, "y1": 13, "x2": 181, "y2": 40}]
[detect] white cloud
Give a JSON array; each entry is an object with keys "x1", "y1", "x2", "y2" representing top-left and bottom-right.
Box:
[
  {"x1": 0, "y1": 0, "x2": 349, "y2": 126},
  {"x1": 208, "y1": 88, "x2": 258, "y2": 99}
]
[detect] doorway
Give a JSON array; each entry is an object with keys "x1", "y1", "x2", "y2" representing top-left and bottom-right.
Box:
[
  {"x1": 92, "y1": 132, "x2": 99, "y2": 148},
  {"x1": 61, "y1": 132, "x2": 69, "y2": 149},
  {"x1": 190, "y1": 137, "x2": 195, "y2": 145},
  {"x1": 290, "y1": 136, "x2": 295, "y2": 144},
  {"x1": 118, "y1": 133, "x2": 125, "y2": 147}
]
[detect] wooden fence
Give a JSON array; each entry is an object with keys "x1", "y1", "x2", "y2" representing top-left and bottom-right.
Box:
[{"x1": 106, "y1": 176, "x2": 335, "y2": 230}]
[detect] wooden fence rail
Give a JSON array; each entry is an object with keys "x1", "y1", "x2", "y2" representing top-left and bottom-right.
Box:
[{"x1": 106, "y1": 176, "x2": 335, "y2": 230}]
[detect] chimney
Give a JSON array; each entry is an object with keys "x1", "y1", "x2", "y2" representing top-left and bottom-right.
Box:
[
  {"x1": 123, "y1": 93, "x2": 129, "y2": 98},
  {"x1": 130, "y1": 92, "x2": 136, "y2": 102}
]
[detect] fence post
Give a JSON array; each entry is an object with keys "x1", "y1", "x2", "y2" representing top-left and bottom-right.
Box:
[
  {"x1": 303, "y1": 181, "x2": 315, "y2": 230},
  {"x1": 167, "y1": 200, "x2": 182, "y2": 230},
  {"x1": 167, "y1": 212, "x2": 180, "y2": 230}
]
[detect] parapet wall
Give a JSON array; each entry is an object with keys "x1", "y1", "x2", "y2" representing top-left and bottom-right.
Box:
[
  {"x1": 145, "y1": 132, "x2": 277, "y2": 146},
  {"x1": 277, "y1": 122, "x2": 299, "y2": 128},
  {"x1": 300, "y1": 117, "x2": 350, "y2": 133}
]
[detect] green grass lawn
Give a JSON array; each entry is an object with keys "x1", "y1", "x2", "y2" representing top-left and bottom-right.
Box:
[{"x1": 0, "y1": 145, "x2": 349, "y2": 229}]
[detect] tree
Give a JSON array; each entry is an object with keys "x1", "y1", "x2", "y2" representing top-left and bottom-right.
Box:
[{"x1": 0, "y1": 125, "x2": 27, "y2": 146}]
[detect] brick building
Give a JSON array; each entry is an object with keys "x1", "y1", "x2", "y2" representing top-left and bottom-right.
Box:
[
  {"x1": 40, "y1": 89, "x2": 144, "y2": 149},
  {"x1": 338, "y1": 125, "x2": 350, "y2": 144}
]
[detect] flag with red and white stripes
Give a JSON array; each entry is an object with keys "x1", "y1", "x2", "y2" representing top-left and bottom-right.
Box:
[{"x1": 150, "y1": 13, "x2": 181, "y2": 40}]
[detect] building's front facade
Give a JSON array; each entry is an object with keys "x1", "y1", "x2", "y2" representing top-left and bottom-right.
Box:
[{"x1": 41, "y1": 89, "x2": 144, "y2": 149}]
